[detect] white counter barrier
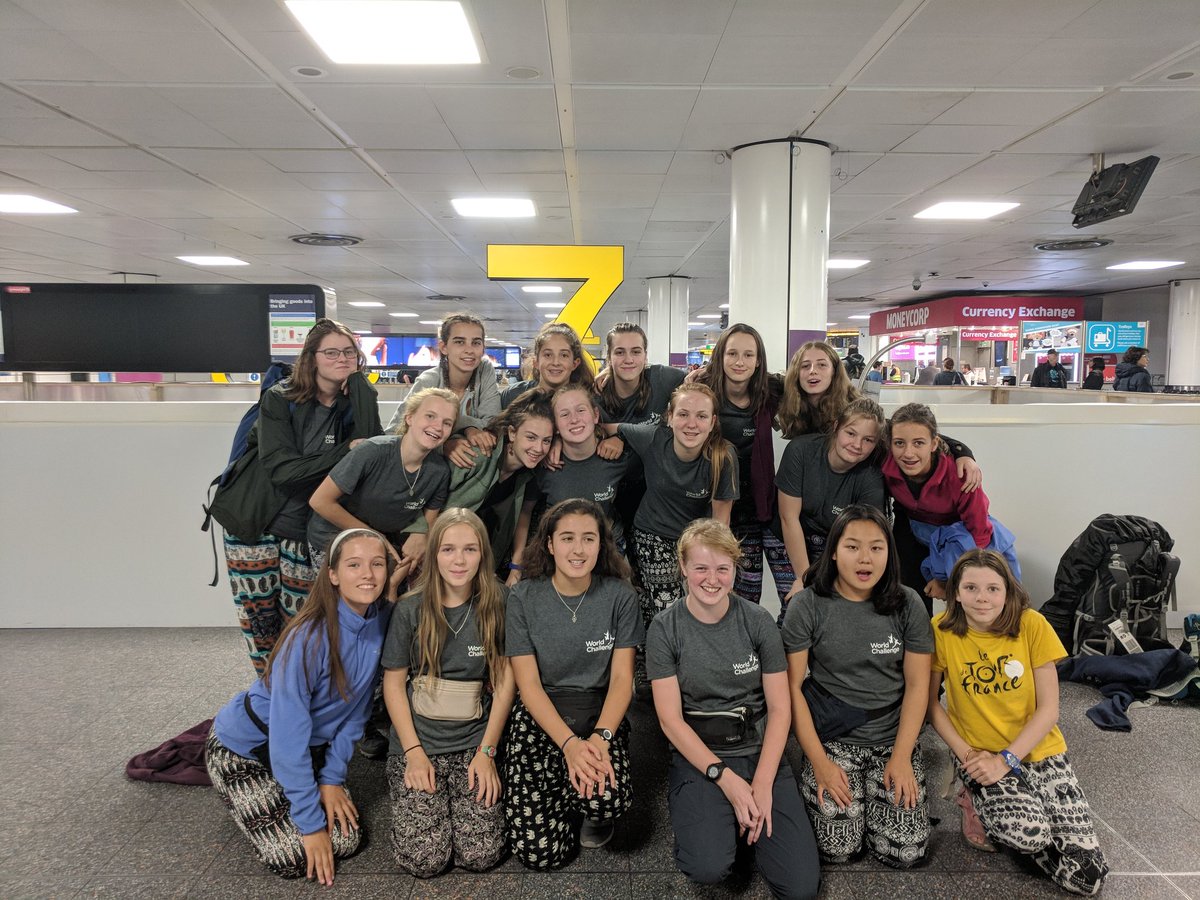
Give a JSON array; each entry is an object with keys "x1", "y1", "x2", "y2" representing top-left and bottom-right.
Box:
[{"x1": 1, "y1": 399, "x2": 1196, "y2": 628}]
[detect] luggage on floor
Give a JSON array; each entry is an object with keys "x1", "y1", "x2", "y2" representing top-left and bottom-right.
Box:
[{"x1": 1039, "y1": 514, "x2": 1180, "y2": 656}]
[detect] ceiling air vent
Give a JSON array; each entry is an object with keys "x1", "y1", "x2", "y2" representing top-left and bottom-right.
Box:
[
  {"x1": 1034, "y1": 238, "x2": 1113, "y2": 252},
  {"x1": 289, "y1": 233, "x2": 363, "y2": 247},
  {"x1": 426, "y1": 294, "x2": 465, "y2": 303}
]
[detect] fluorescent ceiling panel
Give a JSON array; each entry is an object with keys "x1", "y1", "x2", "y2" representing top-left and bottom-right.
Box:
[
  {"x1": 285, "y1": 0, "x2": 481, "y2": 65},
  {"x1": 914, "y1": 201, "x2": 1020, "y2": 220},
  {"x1": 451, "y1": 197, "x2": 535, "y2": 217},
  {"x1": 0, "y1": 194, "x2": 77, "y2": 213}
]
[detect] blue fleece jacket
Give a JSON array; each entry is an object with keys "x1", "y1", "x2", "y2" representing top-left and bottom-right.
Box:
[{"x1": 213, "y1": 598, "x2": 389, "y2": 835}]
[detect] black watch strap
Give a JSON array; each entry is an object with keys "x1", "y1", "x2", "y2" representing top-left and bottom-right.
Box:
[
  {"x1": 705, "y1": 762, "x2": 727, "y2": 783},
  {"x1": 591, "y1": 727, "x2": 613, "y2": 742}
]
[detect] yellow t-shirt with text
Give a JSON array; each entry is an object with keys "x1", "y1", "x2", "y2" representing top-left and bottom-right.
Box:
[{"x1": 931, "y1": 609, "x2": 1068, "y2": 762}]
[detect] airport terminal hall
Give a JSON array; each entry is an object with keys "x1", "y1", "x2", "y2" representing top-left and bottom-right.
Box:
[{"x1": 5, "y1": 0, "x2": 1200, "y2": 898}]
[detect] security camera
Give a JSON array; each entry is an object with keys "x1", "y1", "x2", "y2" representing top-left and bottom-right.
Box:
[
  {"x1": 912, "y1": 277, "x2": 921, "y2": 291},
  {"x1": 981, "y1": 281, "x2": 990, "y2": 288}
]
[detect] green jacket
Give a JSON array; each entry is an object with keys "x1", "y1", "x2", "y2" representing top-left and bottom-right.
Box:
[
  {"x1": 208, "y1": 371, "x2": 382, "y2": 543},
  {"x1": 404, "y1": 436, "x2": 533, "y2": 563}
]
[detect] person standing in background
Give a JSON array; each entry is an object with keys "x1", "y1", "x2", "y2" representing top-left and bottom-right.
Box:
[
  {"x1": 960, "y1": 362, "x2": 977, "y2": 385},
  {"x1": 866, "y1": 362, "x2": 885, "y2": 384},
  {"x1": 1081, "y1": 357, "x2": 1106, "y2": 391},
  {"x1": 933, "y1": 359, "x2": 965, "y2": 386},
  {"x1": 1114, "y1": 348, "x2": 1154, "y2": 393},
  {"x1": 1030, "y1": 349, "x2": 1068, "y2": 389}
]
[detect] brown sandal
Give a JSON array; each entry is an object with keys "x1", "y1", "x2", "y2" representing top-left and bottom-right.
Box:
[{"x1": 955, "y1": 786, "x2": 997, "y2": 852}]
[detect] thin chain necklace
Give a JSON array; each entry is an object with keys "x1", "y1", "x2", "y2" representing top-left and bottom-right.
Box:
[
  {"x1": 552, "y1": 580, "x2": 588, "y2": 623},
  {"x1": 400, "y1": 458, "x2": 423, "y2": 495},
  {"x1": 445, "y1": 600, "x2": 473, "y2": 638}
]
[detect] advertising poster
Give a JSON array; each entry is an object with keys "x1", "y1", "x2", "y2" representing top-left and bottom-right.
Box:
[
  {"x1": 268, "y1": 293, "x2": 317, "y2": 358},
  {"x1": 1085, "y1": 321, "x2": 1148, "y2": 354},
  {"x1": 1021, "y1": 321, "x2": 1082, "y2": 352}
]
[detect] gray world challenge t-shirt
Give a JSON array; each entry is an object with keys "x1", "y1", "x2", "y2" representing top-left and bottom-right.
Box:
[
  {"x1": 307, "y1": 435, "x2": 450, "y2": 556},
  {"x1": 617, "y1": 424, "x2": 739, "y2": 539},
  {"x1": 775, "y1": 434, "x2": 886, "y2": 541},
  {"x1": 505, "y1": 576, "x2": 644, "y2": 692},
  {"x1": 781, "y1": 585, "x2": 932, "y2": 746},
  {"x1": 381, "y1": 592, "x2": 499, "y2": 757},
  {"x1": 646, "y1": 595, "x2": 787, "y2": 757},
  {"x1": 534, "y1": 452, "x2": 632, "y2": 523},
  {"x1": 599, "y1": 364, "x2": 686, "y2": 426}
]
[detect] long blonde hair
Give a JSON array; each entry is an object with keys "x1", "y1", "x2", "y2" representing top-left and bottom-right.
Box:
[
  {"x1": 409, "y1": 509, "x2": 507, "y2": 685},
  {"x1": 666, "y1": 382, "x2": 733, "y2": 501},
  {"x1": 777, "y1": 340, "x2": 860, "y2": 438}
]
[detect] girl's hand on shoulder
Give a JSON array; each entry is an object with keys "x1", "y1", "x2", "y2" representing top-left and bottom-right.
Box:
[
  {"x1": 444, "y1": 436, "x2": 480, "y2": 468},
  {"x1": 924, "y1": 579, "x2": 946, "y2": 601},
  {"x1": 467, "y1": 750, "x2": 502, "y2": 807},
  {"x1": 716, "y1": 768, "x2": 762, "y2": 837},
  {"x1": 883, "y1": 754, "x2": 919, "y2": 809},
  {"x1": 545, "y1": 436, "x2": 564, "y2": 471},
  {"x1": 684, "y1": 364, "x2": 707, "y2": 384},
  {"x1": 956, "y1": 456, "x2": 982, "y2": 492},
  {"x1": 400, "y1": 533, "x2": 427, "y2": 575},
  {"x1": 597, "y1": 436, "x2": 624, "y2": 460},
  {"x1": 593, "y1": 368, "x2": 611, "y2": 391},
  {"x1": 964, "y1": 750, "x2": 1011, "y2": 787},
  {"x1": 318, "y1": 783, "x2": 359, "y2": 833},
  {"x1": 403, "y1": 748, "x2": 437, "y2": 793},
  {"x1": 301, "y1": 829, "x2": 335, "y2": 885},
  {"x1": 812, "y1": 756, "x2": 853, "y2": 811},
  {"x1": 349, "y1": 438, "x2": 365, "y2": 450},
  {"x1": 465, "y1": 427, "x2": 497, "y2": 453},
  {"x1": 504, "y1": 567, "x2": 522, "y2": 588}
]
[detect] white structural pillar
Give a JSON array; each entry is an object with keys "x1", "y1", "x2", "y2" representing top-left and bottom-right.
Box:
[
  {"x1": 646, "y1": 276, "x2": 690, "y2": 366},
  {"x1": 729, "y1": 138, "x2": 831, "y2": 371},
  {"x1": 1168, "y1": 279, "x2": 1200, "y2": 386}
]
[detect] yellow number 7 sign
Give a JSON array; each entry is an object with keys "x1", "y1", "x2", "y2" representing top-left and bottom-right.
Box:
[{"x1": 487, "y1": 244, "x2": 624, "y2": 370}]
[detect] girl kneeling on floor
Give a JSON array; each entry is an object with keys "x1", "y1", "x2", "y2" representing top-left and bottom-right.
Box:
[
  {"x1": 928, "y1": 549, "x2": 1108, "y2": 895},
  {"x1": 503, "y1": 498, "x2": 643, "y2": 869},
  {"x1": 382, "y1": 508, "x2": 515, "y2": 878},
  {"x1": 783, "y1": 505, "x2": 933, "y2": 868},
  {"x1": 206, "y1": 528, "x2": 399, "y2": 885},
  {"x1": 648, "y1": 519, "x2": 820, "y2": 899}
]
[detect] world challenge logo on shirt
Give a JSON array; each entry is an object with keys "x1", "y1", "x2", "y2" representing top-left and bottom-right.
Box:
[
  {"x1": 403, "y1": 498, "x2": 425, "y2": 510},
  {"x1": 870, "y1": 634, "x2": 902, "y2": 655},
  {"x1": 585, "y1": 630, "x2": 615, "y2": 654},
  {"x1": 732, "y1": 652, "x2": 760, "y2": 676},
  {"x1": 593, "y1": 486, "x2": 616, "y2": 503},
  {"x1": 468, "y1": 645, "x2": 484, "y2": 658}
]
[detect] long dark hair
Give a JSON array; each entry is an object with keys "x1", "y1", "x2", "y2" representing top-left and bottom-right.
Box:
[
  {"x1": 599, "y1": 322, "x2": 651, "y2": 418},
  {"x1": 283, "y1": 318, "x2": 366, "y2": 405},
  {"x1": 522, "y1": 498, "x2": 631, "y2": 582},
  {"x1": 486, "y1": 389, "x2": 555, "y2": 441},
  {"x1": 437, "y1": 312, "x2": 486, "y2": 391},
  {"x1": 263, "y1": 528, "x2": 393, "y2": 701},
  {"x1": 530, "y1": 322, "x2": 595, "y2": 392},
  {"x1": 804, "y1": 504, "x2": 905, "y2": 616},
  {"x1": 697, "y1": 322, "x2": 773, "y2": 415}
]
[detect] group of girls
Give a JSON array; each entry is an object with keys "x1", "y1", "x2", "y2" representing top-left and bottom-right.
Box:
[{"x1": 204, "y1": 311, "x2": 1106, "y2": 896}]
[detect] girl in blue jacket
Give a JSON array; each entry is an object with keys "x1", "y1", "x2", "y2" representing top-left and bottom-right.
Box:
[{"x1": 207, "y1": 528, "x2": 399, "y2": 885}]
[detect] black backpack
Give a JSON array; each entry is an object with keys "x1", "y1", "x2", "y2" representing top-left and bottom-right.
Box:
[{"x1": 1040, "y1": 514, "x2": 1180, "y2": 656}]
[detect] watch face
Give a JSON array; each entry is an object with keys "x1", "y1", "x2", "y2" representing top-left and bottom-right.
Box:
[{"x1": 706, "y1": 764, "x2": 722, "y2": 780}]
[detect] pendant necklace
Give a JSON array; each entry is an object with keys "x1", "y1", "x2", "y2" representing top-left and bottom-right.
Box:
[
  {"x1": 401, "y1": 459, "x2": 422, "y2": 496},
  {"x1": 552, "y1": 582, "x2": 588, "y2": 623},
  {"x1": 445, "y1": 600, "x2": 473, "y2": 638}
]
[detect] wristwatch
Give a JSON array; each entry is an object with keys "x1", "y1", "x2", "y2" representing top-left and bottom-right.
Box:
[
  {"x1": 999, "y1": 749, "x2": 1022, "y2": 774},
  {"x1": 478, "y1": 744, "x2": 497, "y2": 759},
  {"x1": 704, "y1": 762, "x2": 727, "y2": 783},
  {"x1": 591, "y1": 727, "x2": 613, "y2": 742}
]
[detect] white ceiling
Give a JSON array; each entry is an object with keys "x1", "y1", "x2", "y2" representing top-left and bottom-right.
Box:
[{"x1": 1, "y1": 0, "x2": 1198, "y2": 347}]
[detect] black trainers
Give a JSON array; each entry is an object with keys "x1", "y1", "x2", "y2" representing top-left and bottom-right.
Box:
[
  {"x1": 357, "y1": 730, "x2": 388, "y2": 760},
  {"x1": 579, "y1": 819, "x2": 614, "y2": 849}
]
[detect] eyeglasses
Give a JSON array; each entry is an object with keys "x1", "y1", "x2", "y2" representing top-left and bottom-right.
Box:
[{"x1": 318, "y1": 347, "x2": 358, "y2": 360}]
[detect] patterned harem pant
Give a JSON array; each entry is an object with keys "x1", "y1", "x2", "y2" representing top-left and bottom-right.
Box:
[
  {"x1": 961, "y1": 752, "x2": 1107, "y2": 895},
  {"x1": 386, "y1": 748, "x2": 507, "y2": 877},
  {"x1": 800, "y1": 740, "x2": 929, "y2": 867},
  {"x1": 223, "y1": 532, "x2": 316, "y2": 674},
  {"x1": 204, "y1": 728, "x2": 360, "y2": 878},
  {"x1": 503, "y1": 703, "x2": 633, "y2": 870}
]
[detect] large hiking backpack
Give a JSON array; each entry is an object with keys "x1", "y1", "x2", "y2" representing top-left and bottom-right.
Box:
[{"x1": 1040, "y1": 514, "x2": 1180, "y2": 656}]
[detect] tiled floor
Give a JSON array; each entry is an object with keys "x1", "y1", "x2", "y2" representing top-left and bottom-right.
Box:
[{"x1": 1, "y1": 627, "x2": 1197, "y2": 899}]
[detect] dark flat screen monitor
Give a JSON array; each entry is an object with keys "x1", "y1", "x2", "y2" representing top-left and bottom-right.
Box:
[
  {"x1": 0, "y1": 283, "x2": 325, "y2": 371},
  {"x1": 1072, "y1": 155, "x2": 1158, "y2": 229}
]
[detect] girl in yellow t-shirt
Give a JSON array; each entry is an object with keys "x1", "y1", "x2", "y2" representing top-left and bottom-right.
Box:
[{"x1": 928, "y1": 550, "x2": 1108, "y2": 897}]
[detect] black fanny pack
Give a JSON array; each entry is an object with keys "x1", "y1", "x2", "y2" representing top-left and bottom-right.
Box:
[
  {"x1": 243, "y1": 693, "x2": 329, "y2": 778},
  {"x1": 802, "y1": 678, "x2": 901, "y2": 744},
  {"x1": 545, "y1": 688, "x2": 606, "y2": 737},
  {"x1": 684, "y1": 705, "x2": 764, "y2": 749}
]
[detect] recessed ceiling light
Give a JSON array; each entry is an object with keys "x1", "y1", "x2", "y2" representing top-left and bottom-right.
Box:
[
  {"x1": 543, "y1": 313, "x2": 557, "y2": 318},
  {"x1": 718, "y1": 303, "x2": 729, "y2": 309},
  {"x1": 535, "y1": 302, "x2": 566, "y2": 309},
  {"x1": 914, "y1": 201, "x2": 1020, "y2": 220},
  {"x1": 451, "y1": 197, "x2": 535, "y2": 218},
  {"x1": 176, "y1": 255, "x2": 248, "y2": 266},
  {"x1": 389, "y1": 312, "x2": 419, "y2": 317},
  {"x1": 418, "y1": 319, "x2": 441, "y2": 325},
  {"x1": 849, "y1": 314, "x2": 871, "y2": 320},
  {"x1": 1106, "y1": 260, "x2": 1185, "y2": 270},
  {"x1": 522, "y1": 285, "x2": 562, "y2": 293},
  {"x1": 826, "y1": 323, "x2": 836, "y2": 328},
  {"x1": 352, "y1": 329, "x2": 372, "y2": 334},
  {"x1": 348, "y1": 301, "x2": 385, "y2": 307},
  {"x1": 0, "y1": 194, "x2": 77, "y2": 214},
  {"x1": 284, "y1": 0, "x2": 481, "y2": 65},
  {"x1": 697, "y1": 314, "x2": 721, "y2": 319},
  {"x1": 688, "y1": 322, "x2": 705, "y2": 327},
  {"x1": 827, "y1": 259, "x2": 870, "y2": 269}
]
